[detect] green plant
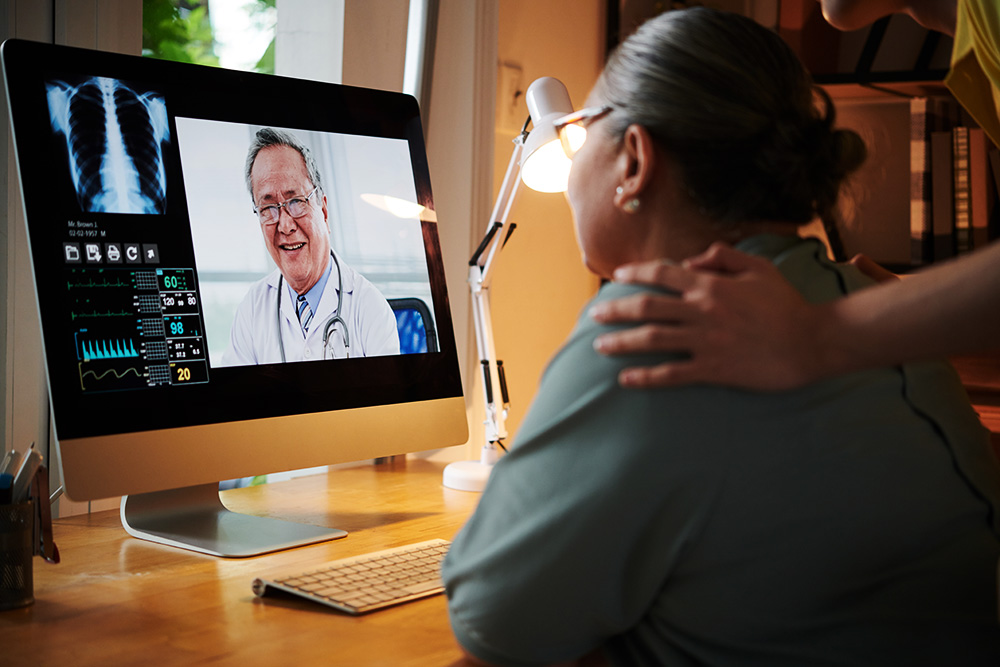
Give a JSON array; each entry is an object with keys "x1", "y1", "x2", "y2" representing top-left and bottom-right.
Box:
[{"x1": 142, "y1": 0, "x2": 219, "y2": 66}]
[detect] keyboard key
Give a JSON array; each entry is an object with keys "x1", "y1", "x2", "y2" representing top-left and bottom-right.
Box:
[{"x1": 252, "y1": 539, "x2": 450, "y2": 614}]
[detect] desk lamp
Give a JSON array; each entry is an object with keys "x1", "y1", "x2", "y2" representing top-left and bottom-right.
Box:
[{"x1": 443, "y1": 77, "x2": 575, "y2": 492}]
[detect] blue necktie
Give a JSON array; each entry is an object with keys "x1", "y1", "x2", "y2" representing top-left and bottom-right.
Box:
[{"x1": 296, "y1": 294, "x2": 313, "y2": 333}]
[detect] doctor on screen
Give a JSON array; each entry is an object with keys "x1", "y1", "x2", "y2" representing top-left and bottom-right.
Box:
[{"x1": 221, "y1": 127, "x2": 400, "y2": 365}]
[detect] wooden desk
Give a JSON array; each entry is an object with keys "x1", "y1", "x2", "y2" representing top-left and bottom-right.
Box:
[{"x1": 0, "y1": 459, "x2": 480, "y2": 666}]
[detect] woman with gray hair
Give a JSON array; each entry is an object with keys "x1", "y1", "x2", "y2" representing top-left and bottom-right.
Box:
[{"x1": 442, "y1": 8, "x2": 1000, "y2": 665}]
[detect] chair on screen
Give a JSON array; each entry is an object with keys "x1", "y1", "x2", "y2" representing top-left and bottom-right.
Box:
[{"x1": 388, "y1": 297, "x2": 438, "y2": 354}]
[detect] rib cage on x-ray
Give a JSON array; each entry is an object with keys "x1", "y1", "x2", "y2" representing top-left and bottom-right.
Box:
[{"x1": 47, "y1": 76, "x2": 170, "y2": 215}]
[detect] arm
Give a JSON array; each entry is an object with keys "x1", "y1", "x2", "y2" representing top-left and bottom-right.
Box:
[{"x1": 591, "y1": 241, "x2": 1000, "y2": 390}]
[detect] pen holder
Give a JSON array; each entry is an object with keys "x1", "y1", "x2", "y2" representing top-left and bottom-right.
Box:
[{"x1": 0, "y1": 500, "x2": 33, "y2": 610}]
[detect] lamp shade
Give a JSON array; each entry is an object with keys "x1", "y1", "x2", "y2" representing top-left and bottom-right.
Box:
[{"x1": 520, "y1": 77, "x2": 574, "y2": 193}]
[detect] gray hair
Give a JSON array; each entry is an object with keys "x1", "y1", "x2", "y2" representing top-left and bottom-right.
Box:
[
  {"x1": 244, "y1": 127, "x2": 324, "y2": 203},
  {"x1": 597, "y1": 7, "x2": 865, "y2": 228}
]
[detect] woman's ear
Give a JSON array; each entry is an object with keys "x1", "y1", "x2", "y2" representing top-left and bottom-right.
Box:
[{"x1": 613, "y1": 124, "x2": 657, "y2": 210}]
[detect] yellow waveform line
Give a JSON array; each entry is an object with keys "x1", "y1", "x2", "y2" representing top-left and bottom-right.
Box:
[{"x1": 78, "y1": 364, "x2": 142, "y2": 391}]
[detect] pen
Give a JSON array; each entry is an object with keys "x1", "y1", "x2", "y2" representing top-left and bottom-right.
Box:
[
  {"x1": 32, "y1": 466, "x2": 59, "y2": 564},
  {"x1": 12, "y1": 447, "x2": 42, "y2": 503},
  {"x1": 0, "y1": 447, "x2": 22, "y2": 477}
]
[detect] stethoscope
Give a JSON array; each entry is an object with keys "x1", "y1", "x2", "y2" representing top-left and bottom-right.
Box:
[{"x1": 276, "y1": 251, "x2": 350, "y2": 361}]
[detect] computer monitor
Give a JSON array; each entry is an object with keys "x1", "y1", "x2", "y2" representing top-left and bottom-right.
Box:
[{"x1": 2, "y1": 39, "x2": 468, "y2": 557}]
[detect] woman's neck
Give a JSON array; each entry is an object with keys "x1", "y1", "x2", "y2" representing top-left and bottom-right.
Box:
[{"x1": 631, "y1": 208, "x2": 799, "y2": 266}]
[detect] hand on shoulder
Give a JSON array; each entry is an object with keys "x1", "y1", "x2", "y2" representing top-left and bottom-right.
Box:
[{"x1": 590, "y1": 243, "x2": 828, "y2": 391}]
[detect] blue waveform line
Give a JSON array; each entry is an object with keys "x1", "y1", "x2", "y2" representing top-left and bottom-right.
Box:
[{"x1": 81, "y1": 338, "x2": 139, "y2": 361}]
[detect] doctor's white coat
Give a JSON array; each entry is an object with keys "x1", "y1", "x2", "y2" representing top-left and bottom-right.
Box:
[{"x1": 220, "y1": 251, "x2": 399, "y2": 365}]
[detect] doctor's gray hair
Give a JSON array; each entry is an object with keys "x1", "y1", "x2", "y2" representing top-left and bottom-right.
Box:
[
  {"x1": 596, "y1": 7, "x2": 865, "y2": 228},
  {"x1": 245, "y1": 127, "x2": 325, "y2": 203}
]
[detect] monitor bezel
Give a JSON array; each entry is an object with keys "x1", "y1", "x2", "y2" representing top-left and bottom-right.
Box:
[{"x1": 3, "y1": 38, "x2": 468, "y2": 501}]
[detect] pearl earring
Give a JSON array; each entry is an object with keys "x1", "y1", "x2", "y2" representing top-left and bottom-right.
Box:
[{"x1": 617, "y1": 186, "x2": 640, "y2": 214}]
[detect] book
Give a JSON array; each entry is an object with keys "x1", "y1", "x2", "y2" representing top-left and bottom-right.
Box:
[
  {"x1": 968, "y1": 127, "x2": 993, "y2": 250},
  {"x1": 953, "y1": 125, "x2": 971, "y2": 254},
  {"x1": 909, "y1": 97, "x2": 962, "y2": 264},
  {"x1": 910, "y1": 97, "x2": 933, "y2": 264},
  {"x1": 930, "y1": 131, "x2": 954, "y2": 260}
]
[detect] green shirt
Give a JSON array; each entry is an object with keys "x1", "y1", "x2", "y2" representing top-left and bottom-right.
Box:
[{"x1": 443, "y1": 235, "x2": 1000, "y2": 666}]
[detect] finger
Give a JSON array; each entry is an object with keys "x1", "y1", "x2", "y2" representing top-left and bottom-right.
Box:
[
  {"x1": 848, "y1": 254, "x2": 899, "y2": 284},
  {"x1": 683, "y1": 242, "x2": 771, "y2": 275},
  {"x1": 593, "y1": 324, "x2": 697, "y2": 355},
  {"x1": 589, "y1": 293, "x2": 700, "y2": 325},
  {"x1": 617, "y1": 362, "x2": 703, "y2": 389},
  {"x1": 611, "y1": 260, "x2": 699, "y2": 292}
]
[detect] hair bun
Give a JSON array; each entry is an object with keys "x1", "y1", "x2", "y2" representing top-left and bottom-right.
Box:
[
  {"x1": 599, "y1": 8, "x2": 868, "y2": 226},
  {"x1": 829, "y1": 128, "x2": 867, "y2": 178}
]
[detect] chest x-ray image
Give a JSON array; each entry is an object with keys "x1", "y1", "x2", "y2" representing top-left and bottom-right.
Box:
[{"x1": 47, "y1": 75, "x2": 170, "y2": 215}]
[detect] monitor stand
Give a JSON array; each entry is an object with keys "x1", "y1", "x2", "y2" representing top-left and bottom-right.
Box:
[{"x1": 120, "y1": 483, "x2": 346, "y2": 558}]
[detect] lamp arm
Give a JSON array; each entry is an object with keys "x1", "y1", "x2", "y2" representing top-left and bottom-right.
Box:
[
  {"x1": 477, "y1": 135, "x2": 525, "y2": 290},
  {"x1": 469, "y1": 269, "x2": 506, "y2": 446},
  {"x1": 467, "y1": 134, "x2": 527, "y2": 450}
]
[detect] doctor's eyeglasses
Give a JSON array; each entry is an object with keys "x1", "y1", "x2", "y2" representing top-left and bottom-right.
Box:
[
  {"x1": 254, "y1": 186, "x2": 320, "y2": 226},
  {"x1": 553, "y1": 105, "x2": 613, "y2": 159}
]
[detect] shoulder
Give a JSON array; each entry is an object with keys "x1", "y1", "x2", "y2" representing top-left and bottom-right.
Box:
[
  {"x1": 234, "y1": 269, "x2": 281, "y2": 315},
  {"x1": 335, "y1": 256, "x2": 380, "y2": 297},
  {"x1": 541, "y1": 281, "x2": 684, "y2": 387},
  {"x1": 337, "y1": 257, "x2": 393, "y2": 316},
  {"x1": 514, "y1": 281, "x2": 709, "y2": 453}
]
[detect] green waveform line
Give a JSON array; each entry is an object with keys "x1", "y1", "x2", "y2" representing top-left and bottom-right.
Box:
[
  {"x1": 71, "y1": 310, "x2": 133, "y2": 320},
  {"x1": 66, "y1": 278, "x2": 131, "y2": 290}
]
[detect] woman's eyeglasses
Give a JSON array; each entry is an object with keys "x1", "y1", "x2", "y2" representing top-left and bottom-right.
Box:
[
  {"x1": 254, "y1": 186, "x2": 320, "y2": 226},
  {"x1": 552, "y1": 105, "x2": 613, "y2": 159}
]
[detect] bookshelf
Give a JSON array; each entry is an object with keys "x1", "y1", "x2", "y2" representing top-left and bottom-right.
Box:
[{"x1": 773, "y1": 1, "x2": 1000, "y2": 445}]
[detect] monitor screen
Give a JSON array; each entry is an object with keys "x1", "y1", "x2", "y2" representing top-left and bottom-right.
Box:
[{"x1": 2, "y1": 39, "x2": 468, "y2": 556}]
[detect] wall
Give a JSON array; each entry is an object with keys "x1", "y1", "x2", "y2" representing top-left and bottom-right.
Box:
[
  {"x1": 420, "y1": 0, "x2": 496, "y2": 459},
  {"x1": 0, "y1": 0, "x2": 141, "y2": 516},
  {"x1": 474, "y1": 0, "x2": 603, "y2": 449}
]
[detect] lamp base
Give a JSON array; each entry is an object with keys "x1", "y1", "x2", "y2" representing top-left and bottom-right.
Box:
[{"x1": 442, "y1": 460, "x2": 494, "y2": 492}]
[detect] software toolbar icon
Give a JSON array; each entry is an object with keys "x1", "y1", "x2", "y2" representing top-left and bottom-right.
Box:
[{"x1": 63, "y1": 243, "x2": 81, "y2": 263}]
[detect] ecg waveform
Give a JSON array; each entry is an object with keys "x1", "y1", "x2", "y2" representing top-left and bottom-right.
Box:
[
  {"x1": 80, "y1": 338, "x2": 138, "y2": 361},
  {"x1": 70, "y1": 309, "x2": 133, "y2": 320},
  {"x1": 66, "y1": 266, "x2": 209, "y2": 393},
  {"x1": 66, "y1": 276, "x2": 131, "y2": 290},
  {"x1": 78, "y1": 364, "x2": 143, "y2": 391}
]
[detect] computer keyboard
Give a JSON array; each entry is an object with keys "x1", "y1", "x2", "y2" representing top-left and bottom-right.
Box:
[{"x1": 252, "y1": 539, "x2": 450, "y2": 615}]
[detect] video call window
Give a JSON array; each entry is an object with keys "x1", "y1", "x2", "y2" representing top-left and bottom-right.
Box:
[{"x1": 174, "y1": 119, "x2": 436, "y2": 367}]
